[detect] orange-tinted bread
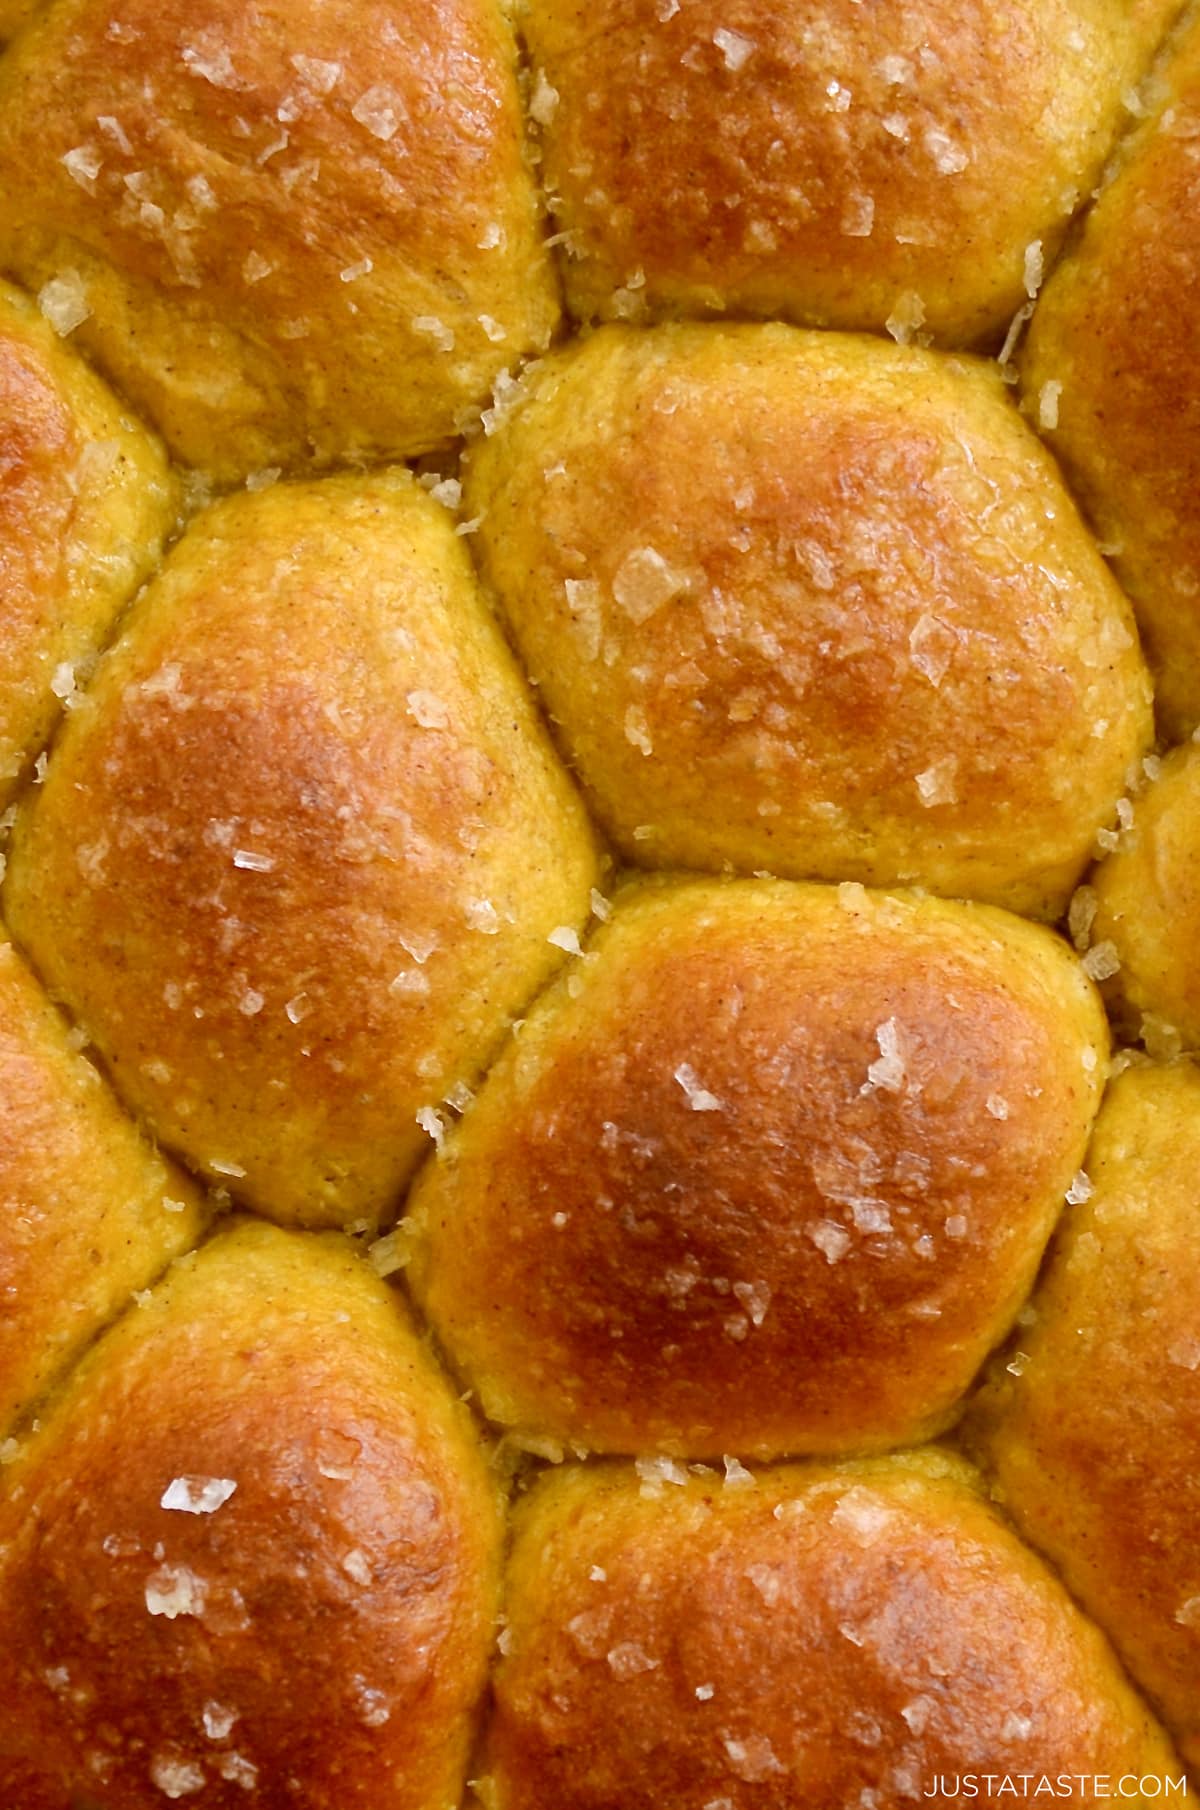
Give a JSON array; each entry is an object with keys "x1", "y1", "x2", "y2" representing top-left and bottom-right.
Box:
[
  {"x1": 463, "y1": 324, "x2": 1151, "y2": 917},
  {"x1": 407, "y1": 877, "x2": 1107, "y2": 1458},
  {"x1": 0, "y1": 277, "x2": 176, "y2": 805},
  {"x1": 520, "y1": 0, "x2": 1176, "y2": 342},
  {"x1": 481, "y1": 1452, "x2": 1187, "y2": 1809},
  {"x1": 4, "y1": 470, "x2": 600, "y2": 1229},
  {"x1": 1086, "y1": 743, "x2": 1200, "y2": 1051},
  {"x1": 968, "y1": 1061, "x2": 1200, "y2": 1772},
  {"x1": 0, "y1": 0, "x2": 559, "y2": 478},
  {"x1": 1022, "y1": 11, "x2": 1200, "y2": 738},
  {"x1": 0, "y1": 1219, "x2": 503, "y2": 1806},
  {"x1": 0, "y1": 931, "x2": 207, "y2": 1439}
]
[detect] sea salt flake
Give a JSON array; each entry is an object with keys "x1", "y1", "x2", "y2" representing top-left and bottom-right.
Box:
[
  {"x1": 1082, "y1": 941, "x2": 1120, "y2": 982},
  {"x1": 675, "y1": 1062, "x2": 724, "y2": 1112},
  {"x1": 290, "y1": 52, "x2": 341, "y2": 92},
  {"x1": 242, "y1": 251, "x2": 274, "y2": 285},
  {"x1": 62, "y1": 144, "x2": 103, "y2": 190},
  {"x1": 607, "y1": 1641, "x2": 659, "y2": 1678},
  {"x1": 732, "y1": 1280, "x2": 771, "y2": 1326},
  {"x1": 145, "y1": 1563, "x2": 208, "y2": 1620},
  {"x1": 238, "y1": 988, "x2": 264, "y2": 1017},
  {"x1": 232, "y1": 848, "x2": 273, "y2": 871},
  {"x1": 901, "y1": 1694, "x2": 935, "y2": 1735},
  {"x1": 342, "y1": 1548, "x2": 372, "y2": 1585},
  {"x1": 861, "y1": 1017, "x2": 908, "y2": 1095},
  {"x1": 745, "y1": 1562, "x2": 781, "y2": 1606},
  {"x1": 831, "y1": 1486, "x2": 894, "y2": 1541},
  {"x1": 1068, "y1": 885, "x2": 1097, "y2": 950},
  {"x1": 352, "y1": 83, "x2": 407, "y2": 141},
  {"x1": 202, "y1": 1702, "x2": 238, "y2": 1740},
  {"x1": 530, "y1": 69, "x2": 559, "y2": 124},
  {"x1": 1065, "y1": 1170, "x2": 1093, "y2": 1205},
  {"x1": 842, "y1": 193, "x2": 874, "y2": 237},
  {"x1": 416, "y1": 1105, "x2": 447, "y2": 1148},
  {"x1": 412, "y1": 314, "x2": 455, "y2": 351},
  {"x1": 808, "y1": 1219, "x2": 851, "y2": 1263},
  {"x1": 696, "y1": 1682, "x2": 715, "y2": 1700},
  {"x1": 612, "y1": 546, "x2": 687, "y2": 624},
  {"x1": 548, "y1": 925, "x2": 583, "y2": 955},
  {"x1": 713, "y1": 26, "x2": 756, "y2": 70},
  {"x1": 1175, "y1": 1596, "x2": 1200, "y2": 1627},
  {"x1": 915, "y1": 756, "x2": 958, "y2": 806},
  {"x1": 38, "y1": 271, "x2": 90, "y2": 336},
  {"x1": 885, "y1": 290, "x2": 925, "y2": 345},
  {"x1": 1023, "y1": 240, "x2": 1045, "y2": 298},
  {"x1": 465, "y1": 897, "x2": 501, "y2": 934},
  {"x1": 407, "y1": 689, "x2": 449, "y2": 729},
  {"x1": 636, "y1": 1454, "x2": 688, "y2": 1497},
  {"x1": 150, "y1": 1754, "x2": 206, "y2": 1799},
  {"x1": 723, "y1": 1454, "x2": 755, "y2": 1489},
  {"x1": 340, "y1": 256, "x2": 373, "y2": 283},
  {"x1": 180, "y1": 33, "x2": 238, "y2": 87},
  {"x1": 724, "y1": 1734, "x2": 784, "y2": 1782},
  {"x1": 924, "y1": 125, "x2": 968, "y2": 173},
  {"x1": 909, "y1": 613, "x2": 957, "y2": 687},
  {"x1": 986, "y1": 1093, "x2": 1009, "y2": 1120},
  {"x1": 1038, "y1": 381, "x2": 1062, "y2": 430},
  {"x1": 624, "y1": 704, "x2": 654, "y2": 755},
  {"x1": 161, "y1": 1476, "x2": 237, "y2": 1515}
]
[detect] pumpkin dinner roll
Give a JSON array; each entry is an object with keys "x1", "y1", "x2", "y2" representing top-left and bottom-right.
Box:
[
  {"x1": 0, "y1": 931, "x2": 206, "y2": 1442},
  {"x1": 967, "y1": 1062, "x2": 1200, "y2": 1773},
  {"x1": 405, "y1": 878, "x2": 1107, "y2": 1459},
  {"x1": 1083, "y1": 743, "x2": 1200, "y2": 1052},
  {"x1": 0, "y1": 0, "x2": 558, "y2": 480},
  {"x1": 519, "y1": 0, "x2": 1177, "y2": 343},
  {"x1": 1022, "y1": 9, "x2": 1200, "y2": 740},
  {"x1": 0, "y1": 277, "x2": 176, "y2": 807},
  {"x1": 0, "y1": 1219, "x2": 503, "y2": 1808},
  {"x1": 3, "y1": 469, "x2": 600, "y2": 1230},
  {"x1": 478, "y1": 1452, "x2": 1188, "y2": 1810},
  {"x1": 464, "y1": 325, "x2": 1151, "y2": 918}
]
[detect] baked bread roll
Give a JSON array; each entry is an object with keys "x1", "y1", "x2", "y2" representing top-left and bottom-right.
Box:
[
  {"x1": 408, "y1": 876, "x2": 1106, "y2": 1458},
  {"x1": 520, "y1": 0, "x2": 1177, "y2": 340},
  {"x1": 481, "y1": 1451, "x2": 1185, "y2": 1808},
  {"x1": 0, "y1": 0, "x2": 558, "y2": 478},
  {"x1": 0, "y1": 0, "x2": 1196, "y2": 1798},
  {"x1": 464, "y1": 323, "x2": 1151, "y2": 916},
  {"x1": 1084, "y1": 744, "x2": 1200, "y2": 1052},
  {"x1": 967, "y1": 1062, "x2": 1200, "y2": 1773},
  {"x1": 0, "y1": 932, "x2": 206, "y2": 1439},
  {"x1": 0, "y1": 1220, "x2": 502, "y2": 1807},
  {"x1": 4, "y1": 469, "x2": 599, "y2": 1228},
  {"x1": 1022, "y1": 7, "x2": 1200, "y2": 738},
  {"x1": 0, "y1": 276, "x2": 175, "y2": 805}
]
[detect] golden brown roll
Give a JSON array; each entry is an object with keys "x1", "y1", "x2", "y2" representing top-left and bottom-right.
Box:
[
  {"x1": 1084, "y1": 743, "x2": 1200, "y2": 1051},
  {"x1": 1022, "y1": 11, "x2": 1200, "y2": 739},
  {"x1": 967, "y1": 1062, "x2": 1200, "y2": 1773},
  {"x1": 3, "y1": 469, "x2": 600, "y2": 1229},
  {"x1": 0, "y1": 276, "x2": 176, "y2": 805},
  {"x1": 0, "y1": 1218, "x2": 503, "y2": 1808},
  {"x1": 0, "y1": 930, "x2": 207, "y2": 1440},
  {"x1": 0, "y1": 0, "x2": 559, "y2": 479},
  {"x1": 480, "y1": 1450, "x2": 1187, "y2": 1809},
  {"x1": 463, "y1": 324, "x2": 1151, "y2": 917},
  {"x1": 519, "y1": 0, "x2": 1175, "y2": 343},
  {"x1": 406, "y1": 877, "x2": 1107, "y2": 1458}
]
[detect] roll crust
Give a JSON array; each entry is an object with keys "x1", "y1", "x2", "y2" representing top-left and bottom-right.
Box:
[
  {"x1": 0, "y1": 278, "x2": 176, "y2": 804},
  {"x1": 520, "y1": 0, "x2": 1176, "y2": 342},
  {"x1": 464, "y1": 324, "x2": 1151, "y2": 918},
  {"x1": 4, "y1": 470, "x2": 599, "y2": 1228},
  {"x1": 0, "y1": 1219, "x2": 504, "y2": 1808},
  {"x1": 0, "y1": 0, "x2": 559, "y2": 477},
  {"x1": 407, "y1": 877, "x2": 1107, "y2": 1458},
  {"x1": 1022, "y1": 11, "x2": 1200, "y2": 739},
  {"x1": 967, "y1": 1062, "x2": 1200, "y2": 1772},
  {"x1": 0, "y1": 932, "x2": 207, "y2": 1439},
  {"x1": 481, "y1": 1451, "x2": 1187, "y2": 1809}
]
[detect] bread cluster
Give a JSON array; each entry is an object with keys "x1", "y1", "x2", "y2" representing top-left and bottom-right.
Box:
[{"x1": 1, "y1": 0, "x2": 1199, "y2": 1804}]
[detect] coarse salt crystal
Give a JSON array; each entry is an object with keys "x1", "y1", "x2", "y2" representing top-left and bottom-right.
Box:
[
  {"x1": 465, "y1": 897, "x2": 500, "y2": 934},
  {"x1": 1023, "y1": 240, "x2": 1044, "y2": 299},
  {"x1": 831, "y1": 1486, "x2": 893, "y2": 1540},
  {"x1": 38, "y1": 271, "x2": 90, "y2": 336},
  {"x1": 909, "y1": 613, "x2": 957, "y2": 687},
  {"x1": 636, "y1": 1454, "x2": 688, "y2": 1497},
  {"x1": 713, "y1": 26, "x2": 756, "y2": 70},
  {"x1": 340, "y1": 256, "x2": 373, "y2": 283},
  {"x1": 529, "y1": 70, "x2": 559, "y2": 125},
  {"x1": 548, "y1": 925, "x2": 583, "y2": 955},
  {"x1": 232, "y1": 848, "x2": 273, "y2": 871},
  {"x1": 1082, "y1": 941, "x2": 1120, "y2": 982},
  {"x1": 145, "y1": 1563, "x2": 208, "y2": 1620},
  {"x1": 290, "y1": 52, "x2": 341, "y2": 92},
  {"x1": 986, "y1": 1093, "x2": 1009, "y2": 1120},
  {"x1": 416, "y1": 1105, "x2": 447, "y2": 1148},
  {"x1": 607, "y1": 1641, "x2": 659, "y2": 1678},
  {"x1": 342, "y1": 1548, "x2": 372, "y2": 1585},
  {"x1": 149, "y1": 1755, "x2": 206, "y2": 1799},
  {"x1": 180, "y1": 34, "x2": 238, "y2": 87},
  {"x1": 407, "y1": 689, "x2": 449, "y2": 729},
  {"x1": 924, "y1": 125, "x2": 968, "y2": 173},
  {"x1": 1038, "y1": 381, "x2": 1062, "y2": 430},
  {"x1": 915, "y1": 756, "x2": 958, "y2": 807},
  {"x1": 885, "y1": 290, "x2": 925, "y2": 345},
  {"x1": 412, "y1": 314, "x2": 455, "y2": 351},
  {"x1": 161, "y1": 1476, "x2": 236, "y2": 1515},
  {"x1": 1065, "y1": 1170, "x2": 1093, "y2": 1205},
  {"x1": 674, "y1": 1062, "x2": 724, "y2": 1112},
  {"x1": 352, "y1": 83, "x2": 406, "y2": 141},
  {"x1": 62, "y1": 144, "x2": 103, "y2": 190},
  {"x1": 723, "y1": 1734, "x2": 784, "y2": 1782},
  {"x1": 624, "y1": 704, "x2": 654, "y2": 755},
  {"x1": 723, "y1": 1454, "x2": 755, "y2": 1489},
  {"x1": 808, "y1": 1219, "x2": 851, "y2": 1264},
  {"x1": 242, "y1": 251, "x2": 274, "y2": 285},
  {"x1": 860, "y1": 1017, "x2": 907, "y2": 1096},
  {"x1": 612, "y1": 546, "x2": 687, "y2": 624}
]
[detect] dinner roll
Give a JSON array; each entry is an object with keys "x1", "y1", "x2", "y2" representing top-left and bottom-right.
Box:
[
  {"x1": 1022, "y1": 10, "x2": 1200, "y2": 739},
  {"x1": 4, "y1": 470, "x2": 599, "y2": 1229},
  {"x1": 406, "y1": 877, "x2": 1107, "y2": 1459},
  {"x1": 1083, "y1": 744, "x2": 1200, "y2": 1051},
  {"x1": 0, "y1": 1219, "x2": 503, "y2": 1807},
  {"x1": 0, "y1": 931, "x2": 206, "y2": 1441},
  {"x1": 479, "y1": 1450, "x2": 1187, "y2": 1809},
  {"x1": 967, "y1": 1062, "x2": 1200, "y2": 1772},
  {"x1": 520, "y1": 0, "x2": 1175, "y2": 342},
  {"x1": 0, "y1": 0, "x2": 558, "y2": 478},
  {"x1": 464, "y1": 324, "x2": 1151, "y2": 917},
  {"x1": 0, "y1": 277, "x2": 175, "y2": 806}
]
